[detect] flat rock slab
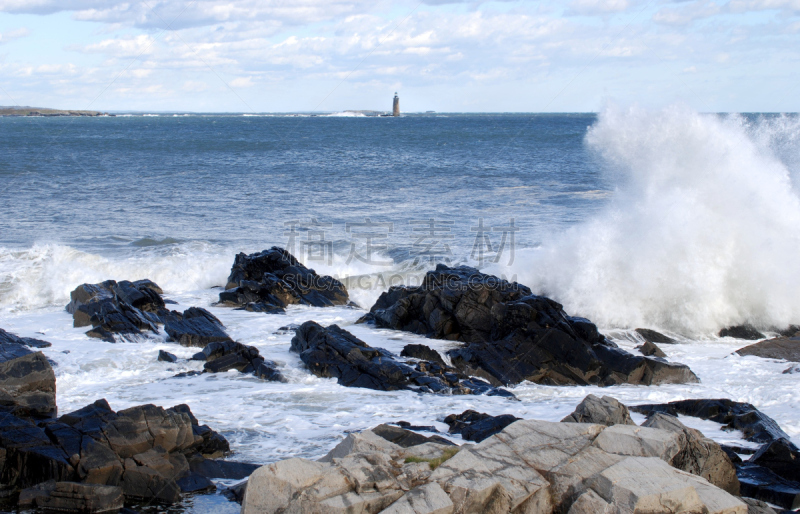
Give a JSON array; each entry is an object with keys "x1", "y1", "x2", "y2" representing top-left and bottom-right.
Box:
[{"x1": 736, "y1": 337, "x2": 800, "y2": 363}]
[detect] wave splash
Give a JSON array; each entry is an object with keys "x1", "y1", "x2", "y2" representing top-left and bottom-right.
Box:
[
  {"x1": 505, "y1": 105, "x2": 800, "y2": 334},
  {"x1": 0, "y1": 243, "x2": 234, "y2": 312}
]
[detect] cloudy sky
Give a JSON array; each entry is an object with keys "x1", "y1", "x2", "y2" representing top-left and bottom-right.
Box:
[{"x1": 0, "y1": 0, "x2": 798, "y2": 112}]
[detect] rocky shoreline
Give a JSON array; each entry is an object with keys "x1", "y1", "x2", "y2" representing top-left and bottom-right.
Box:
[{"x1": 1, "y1": 246, "x2": 798, "y2": 512}]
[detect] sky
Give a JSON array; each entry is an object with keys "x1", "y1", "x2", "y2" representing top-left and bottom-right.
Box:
[{"x1": 0, "y1": 0, "x2": 798, "y2": 112}]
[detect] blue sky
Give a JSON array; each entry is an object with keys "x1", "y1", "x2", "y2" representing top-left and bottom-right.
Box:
[{"x1": 0, "y1": 0, "x2": 798, "y2": 112}]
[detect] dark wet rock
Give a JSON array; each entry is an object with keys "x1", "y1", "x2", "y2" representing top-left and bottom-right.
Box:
[
  {"x1": 361, "y1": 265, "x2": 698, "y2": 387},
  {"x1": 274, "y1": 324, "x2": 300, "y2": 335},
  {"x1": 400, "y1": 344, "x2": 445, "y2": 366},
  {"x1": 631, "y1": 399, "x2": 791, "y2": 445},
  {"x1": 66, "y1": 280, "x2": 164, "y2": 341},
  {"x1": 720, "y1": 325, "x2": 766, "y2": 340},
  {"x1": 218, "y1": 247, "x2": 349, "y2": 313},
  {"x1": 222, "y1": 480, "x2": 247, "y2": 504},
  {"x1": 561, "y1": 394, "x2": 636, "y2": 426},
  {"x1": 638, "y1": 340, "x2": 667, "y2": 358},
  {"x1": 0, "y1": 328, "x2": 52, "y2": 349},
  {"x1": 157, "y1": 350, "x2": 177, "y2": 363},
  {"x1": 737, "y1": 337, "x2": 800, "y2": 363},
  {"x1": 737, "y1": 462, "x2": 800, "y2": 510},
  {"x1": 199, "y1": 341, "x2": 285, "y2": 382},
  {"x1": 290, "y1": 321, "x2": 514, "y2": 397},
  {"x1": 176, "y1": 471, "x2": 216, "y2": 493},
  {"x1": 750, "y1": 438, "x2": 800, "y2": 484},
  {"x1": 188, "y1": 456, "x2": 259, "y2": 480},
  {"x1": 173, "y1": 370, "x2": 203, "y2": 378},
  {"x1": 392, "y1": 421, "x2": 441, "y2": 433},
  {"x1": 776, "y1": 324, "x2": 800, "y2": 337},
  {"x1": 783, "y1": 364, "x2": 800, "y2": 374},
  {"x1": 132, "y1": 279, "x2": 163, "y2": 295},
  {"x1": 19, "y1": 481, "x2": 124, "y2": 512},
  {"x1": 0, "y1": 413, "x2": 73, "y2": 491},
  {"x1": 164, "y1": 307, "x2": 232, "y2": 348},
  {"x1": 1, "y1": 398, "x2": 230, "y2": 505},
  {"x1": 443, "y1": 410, "x2": 520, "y2": 443},
  {"x1": 0, "y1": 342, "x2": 57, "y2": 419},
  {"x1": 65, "y1": 279, "x2": 230, "y2": 348},
  {"x1": 371, "y1": 424, "x2": 454, "y2": 448},
  {"x1": 642, "y1": 412, "x2": 740, "y2": 495},
  {"x1": 741, "y1": 497, "x2": 778, "y2": 514},
  {"x1": 635, "y1": 328, "x2": 676, "y2": 345}
]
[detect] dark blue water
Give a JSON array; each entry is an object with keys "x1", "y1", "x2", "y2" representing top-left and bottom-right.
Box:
[{"x1": 0, "y1": 113, "x2": 608, "y2": 258}]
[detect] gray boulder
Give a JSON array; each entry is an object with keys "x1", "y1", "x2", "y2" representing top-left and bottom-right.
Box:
[
  {"x1": 561, "y1": 394, "x2": 636, "y2": 426},
  {"x1": 642, "y1": 412, "x2": 740, "y2": 495}
]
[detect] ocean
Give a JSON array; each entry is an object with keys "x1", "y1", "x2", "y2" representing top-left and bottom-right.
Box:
[{"x1": 1, "y1": 106, "x2": 799, "y2": 511}]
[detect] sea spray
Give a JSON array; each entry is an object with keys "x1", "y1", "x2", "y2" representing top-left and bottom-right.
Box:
[
  {"x1": 0, "y1": 242, "x2": 234, "y2": 311},
  {"x1": 498, "y1": 105, "x2": 800, "y2": 334}
]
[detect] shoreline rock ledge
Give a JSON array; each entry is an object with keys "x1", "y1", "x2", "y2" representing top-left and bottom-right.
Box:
[
  {"x1": 359, "y1": 264, "x2": 698, "y2": 387},
  {"x1": 242, "y1": 416, "x2": 747, "y2": 513}
]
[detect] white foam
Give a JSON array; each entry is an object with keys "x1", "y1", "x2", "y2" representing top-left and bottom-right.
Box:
[
  {"x1": 493, "y1": 106, "x2": 800, "y2": 334},
  {"x1": 0, "y1": 243, "x2": 233, "y2": 312}
]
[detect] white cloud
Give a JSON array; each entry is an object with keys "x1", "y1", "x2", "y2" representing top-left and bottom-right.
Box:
[
  {"x1": 566, "y1": 0, "x2": 631, "y2": 16},
  {"x1": 0, "y1": 26, "x2": 29, "y2": 43},
  {"x1": 229, "y1": 76, "x2": 253, "y2": 87},
  {"x1": 653, "y1": 1, "x2": 722, "y2": 25},
  {"x1": 0, "y1": 0, "x2": 798, "y2": 111}
]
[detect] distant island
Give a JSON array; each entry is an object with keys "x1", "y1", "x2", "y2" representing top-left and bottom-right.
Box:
[{"x1": 0, "y1": 106, "x2": 111, "y2": 117}]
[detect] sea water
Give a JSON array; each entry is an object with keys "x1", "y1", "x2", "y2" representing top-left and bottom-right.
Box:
[{"x1": 1, "y1": 107, "x2": 799, "y2": 511}]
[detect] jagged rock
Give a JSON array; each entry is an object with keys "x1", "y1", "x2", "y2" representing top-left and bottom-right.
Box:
[
  {"x1": 631, "y1": 399, "x2": 790, "y2": 445},
  {"x1": 290, "y1": 321, "x2": 513, "y2": 397},
  {"x1": 737, "y1": 462, "x2": 800, "y2": 510},
  {"x1": 0, "y1": 413, "x2": 73, "y2": 491},
  {"x1": 0, "y1": 328, "x2": 52, "y2": 348},
  {"x1": 65, "y1": 279, "x2": 232, "y2": 347},
  {"x1": 218, "y1": 247, "x2": 349, "y2": 313},
  {"x1": 197, "y1": 341, "x2": 286, "y2": 382},
  {"x1": 222, "y1": 480, "x2": 247, "y2": 503},
  {"x1": 164, "y1": 307, "x2": 232, "y2": 347},
  {"x1": 361, "y1": 265, "x2": 698, "y2": 387},
  {"x1": 19, "y1": 481, "x2": 124, "y2": 512},
  {"x1": 641, "y1": 413, "x2": 739, "y2": 495},
  {"x1": 1, "y1": 398, "x2": 229, "y2": 504},
  {"x1": 749, "y1": 438, "x2": 800, "y2": 484},
  {"x1": 561, "y1": 395, "x2": 636, "y2": 427},
  {"x1": 720, "y1": 325, "x2": 765, "y2": 340},
  {"x1": 443, "y1": 410, "x2": 520, "y2": 443},
  {"x1": 736, "y1": 337, "x2": 800, "y2": 363},
  {"x1": 66, "y1": 280, "x2": 165, "y2": 340},
  {"x1": 638, "y1": 340, "x2": 667, "y2": 358},
  {"x1": 372, "y1": 424, "x2": 454, "y2": 448},
  {"x1": 0, "y1": 342, "x2": 57, "y2": 419},
  {"x1": 635, "y1": 328, "x2": 676, "y2": 345},
  {"x1": 401, "y1": 344, "x2": 446, "y2": 366},
  {"x1": 243, "y1": 419, "x2": 747, "y2": 514},
  {"x1": 157, "y1": 350, "x2": 177, "y2": 363}
]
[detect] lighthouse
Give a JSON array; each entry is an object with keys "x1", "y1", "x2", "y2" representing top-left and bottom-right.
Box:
[{"x1": 392, "y1": 92, "x2": 400, "y2": 117}]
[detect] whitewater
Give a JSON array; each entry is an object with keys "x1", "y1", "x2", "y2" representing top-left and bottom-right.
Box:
[{"x1": 1, "y1": 106, "x2": 799, "y2": 511}]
